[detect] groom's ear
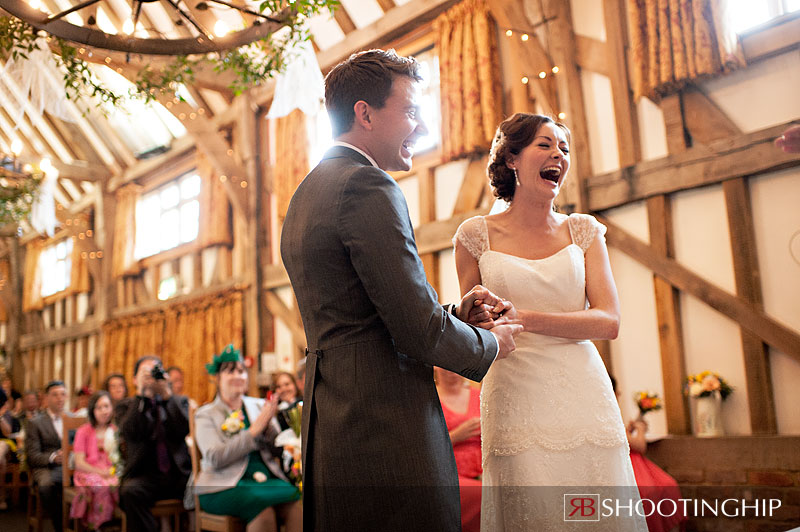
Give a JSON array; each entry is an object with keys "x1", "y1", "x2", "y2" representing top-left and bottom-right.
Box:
[{"x1": 353, "y1": 100, "x2": 373, "y2": 131}]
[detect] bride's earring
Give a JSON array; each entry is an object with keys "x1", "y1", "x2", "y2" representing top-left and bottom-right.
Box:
[{"x1": 513, "y1": 168, "x2": 520, "y2": 187}]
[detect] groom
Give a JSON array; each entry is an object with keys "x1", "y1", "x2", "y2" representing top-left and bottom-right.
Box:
[{"x1": 281, "y1": 49, "x2": 521, "y2": 531}]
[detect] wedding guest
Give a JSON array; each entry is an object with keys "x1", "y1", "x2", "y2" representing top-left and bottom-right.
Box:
[
  {"x1": 166, "y1": 365, "x2": 197, "y2": 409},
  {"x1": 0, "y1": 396, "x2": 21, "y2": 510},
  {"x1": 434, "y1": 367, "x2": 482, "y2": 532},
  {"x1": 611, "y1": 376, "x2": 687, "y2": 532},
  {"x1": 16, "y1": 389, "x2": 40, "y2": 432},
  {"x1": 25, "y1": 380, "x2": 67, "y2": 532},
  {"x1": 117, "y1": 356, "x2": 191, "y2": 532},
  {"x1": 776, "y1": 124, "x2": 800, "y2": 153},
  {"x1": 72, "y1": 386, "x2": 92, "y2": 417},
  {"x1": 1, "y1": 375, "x2": 21, "y2": 416},
  {"x1": 69, "y1": 391, "x2": 119, "y2": 529},
  {"x1": 103, "y1": 373, "x2": 128, "y2": 406},
  {"x1": 194, "y1": 345, "x2": 301, "y2": 532},
  {"x1": 273, "y1": 372, "x2": 301, "y2": 408}
]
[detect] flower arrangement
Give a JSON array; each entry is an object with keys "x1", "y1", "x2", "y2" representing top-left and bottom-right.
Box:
[
  {"x1": 685, "y1": 371, "x2": 733, "y2": 400},
  {"x1": 221, "y1": 410, "x2": 246, "y2": 436},
  {"x1": 281, "y1": 401, "x2": 303, "y2": 437},
  {"x1": 104, "y1": 427, "x2": 123, "y2": 478},
  {"x1": 634, "y1": 391, "x2": 662, "y2": 416}
]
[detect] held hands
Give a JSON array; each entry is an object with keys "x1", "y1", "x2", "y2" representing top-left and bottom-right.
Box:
[
  {"x1": 456, "y1": 285, "x2": 519, "y2": 329},
  {"x1": 249, "y1": 394, "x2": 279, "y2": 437},
  {"x1": 449, "y1": 417, "x2": 481, "y2": 444}
]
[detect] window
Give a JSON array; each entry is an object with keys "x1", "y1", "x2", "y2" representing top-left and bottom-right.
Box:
[
  {"x1": 40, "y1": 239, "x2": 72, "y2": 297},
  {"x1": 728, "y1": 0, "x2": 800, "y2": 34},
  {"x1": 135, "y1": 172, "x2": 201, "y2": 259}
]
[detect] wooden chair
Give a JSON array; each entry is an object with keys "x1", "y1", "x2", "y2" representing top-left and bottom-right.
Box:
[
  {"x1": 120, "y1": 498, "x2": 186, "y2": 531},
  {"x1": 188, "y1": 408, "x2": 245, "y2": 532},
  {"x1": 8, "y1": 461, "x2": 26, "y2": 506},
  {"x1": 61, "y1": 415, "x2": 88, "y2": 532},
  {"x1": 26, "y1": 468, "x2": 43, "y2": 532}
]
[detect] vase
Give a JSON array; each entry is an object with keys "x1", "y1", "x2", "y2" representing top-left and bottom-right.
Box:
[{"x1": 693, "y1": 391, "x2": 724, "y2": 437}]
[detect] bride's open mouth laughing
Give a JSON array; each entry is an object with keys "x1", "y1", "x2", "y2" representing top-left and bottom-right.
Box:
[{"x1": 539, "y1": 166, "x2": 561, "y2": 183}]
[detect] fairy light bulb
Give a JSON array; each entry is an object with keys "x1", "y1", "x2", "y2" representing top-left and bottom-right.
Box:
[
  {"x1": 11, "y1": 139, "x2": 23, "y2": 156},
  {"x1": 122, "y1": 19, "x2": 134, "y2": 35},
  {"x1": 214, "y1": 20, "x2": 230, "y2": 37},
  {"x1": 521, "y1": 77, "x2": 529, "y2": 84}
]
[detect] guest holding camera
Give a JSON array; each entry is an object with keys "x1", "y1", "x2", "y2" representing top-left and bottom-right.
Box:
[
  {"x1": 194, "y1": 345, "x2": 301, "y2": 532},
  {"x1": 116, "y1": 355, "x2": 191, "y2": 532}
]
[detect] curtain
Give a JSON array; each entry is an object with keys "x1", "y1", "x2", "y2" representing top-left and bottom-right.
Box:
[
  {"x1": 102, "y1": 288, "x2": 243, "y2": 406},
  {"x1": 112, "y1": 184, "x2": 142, "y2": 279},
  {"x1": 274, "y1": 109, "x2": 310, "y2": 220},
  {"x1": 22, "y1": 238, "x2": 44, "y2": 312},
  {"x1": 435, "y1": 0, "x2": 503, "y2": 162},
  {"x1": 627, "y1": 0, "x2": 745, "y2": 101},
  {"x1": 199, "y1": 154, "x2": 233, "y2": 248}
]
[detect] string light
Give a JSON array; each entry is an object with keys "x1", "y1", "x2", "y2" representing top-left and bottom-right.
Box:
[
  {"x1": 521, "y1": 34, "x2": 529, "y2": 41},
  {"x1": 505, "y1": 29, "x2": 513, "y2": 37},
  {"x1": 551, "y1": 66, "x2": 560, "y2": 74},
  {"x1": 521, "y1": 76, "x2": 529, "y2": 84},
  {"x1": 220, "y1": 175, "x2": 227, "y2": 182},
  {"x1": 240, "y1": 181, "x2": 248, "y2": 188},
  {"x1": 538, "y1": 71, "x2": 547, "y2": 79},
  {"x1": 558, "y1": 112, "x2": 566, "y2": 119}
]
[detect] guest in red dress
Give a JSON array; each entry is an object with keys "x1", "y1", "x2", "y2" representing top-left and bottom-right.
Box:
[
  {"x1": 612, "y1": 376, "x2": 687, "y2": 532},
  {"x1": 435, "y1": 367, "x2": 482, "y2": 532}
]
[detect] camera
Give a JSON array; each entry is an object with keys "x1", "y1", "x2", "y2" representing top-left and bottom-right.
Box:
[{"x1": 150, "y1": 363, "x2": 166, "y2": 380}]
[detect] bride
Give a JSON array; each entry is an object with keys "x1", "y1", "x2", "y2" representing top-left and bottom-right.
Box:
[{"x1": 453, "y1": 113, "x2": 647, "y2": 531}]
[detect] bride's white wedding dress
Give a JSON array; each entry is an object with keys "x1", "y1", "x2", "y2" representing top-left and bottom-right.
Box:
[{"x1": 455, "y1": 213, "x2": 647, "y2": 532}]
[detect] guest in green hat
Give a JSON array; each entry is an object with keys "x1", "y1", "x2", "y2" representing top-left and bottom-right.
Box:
[{"x1": 192, "y1": 345, "x2": 301, "y2": 532}]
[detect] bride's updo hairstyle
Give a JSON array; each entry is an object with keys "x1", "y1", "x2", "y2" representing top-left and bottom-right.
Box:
[{"x1": 487, "y1": 113, "x2": 570, "y2": 202}]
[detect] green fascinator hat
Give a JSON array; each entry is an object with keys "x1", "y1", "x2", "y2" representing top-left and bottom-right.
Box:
[{"x1": 206, "y1": 344, "x2": 244, "y2": 375}]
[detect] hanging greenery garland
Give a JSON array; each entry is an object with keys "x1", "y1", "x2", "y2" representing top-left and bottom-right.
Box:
[{"x1": 0, "y1": 0, "x2": 339, "y2": 106}]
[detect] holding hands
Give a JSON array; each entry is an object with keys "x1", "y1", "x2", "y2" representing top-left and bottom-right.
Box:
[{"x1": 457, "y1": 285, "x2": 523, "y2": 359}]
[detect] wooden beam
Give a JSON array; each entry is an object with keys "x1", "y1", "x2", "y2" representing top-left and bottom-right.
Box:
[
  {"x1": 108, "y1": 135, "x2": 195, "y2": 191},
  {"x1": 586, "y1": 121, "x2": 800, "y2": 211},
  {"x1": 375, "y1": 0, "x2": 396, "y2": 12},
  {"x1": 415, "y1": 207, "x2": 490, "y2": 255},
  {"x1": 264, "y1": 290, "x2": 306, "y2": 352},
  {"x1": 418, "y1": 166, "x2": 438, "y2": 291},
  {"x1": 660, "y1": 93, "x2": 689, "y2": 154},
  {"x1": 541, "y1": 0, "x2": 591, "y2": 212},
  {"x1": 452, "y1": 156, "x2": 488, "y2": 215},
  {"x1": 264, "y1": 262, "x2": 290, "y2": 290},
  {"x1": 316, "y1": 0, "x2": 461, "y2": 71},
  {"x1": 599, "y1": 215, "x2": 800, "y2": 363},
  {"x1": 20, "y1": 316, "x2": 102, "y2": 350},
  {"x1": 682, "y1": 87, "x2": 742, "y2": 144},
  {"x1": 332, "y1": 4, "x2": 357, "y2": 34},
  {"x1": 602, "y1": 0, "x2": 640, "y2": 168},
  {"x1": 575, "y1": 35, "x2": 608, "y2": 76},
  {"x1": 647, "y1": 196, "x2": 690, "y2": 435},
  {"x1": 723, "y1": 177, "x2": 777, "y2": 434}
]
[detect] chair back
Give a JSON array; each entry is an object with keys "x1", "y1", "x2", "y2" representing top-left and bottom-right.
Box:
[{"x1": 61, "y1": 415, "x2": 88, "y2": 489}]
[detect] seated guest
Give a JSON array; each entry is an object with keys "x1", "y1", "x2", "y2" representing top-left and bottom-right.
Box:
[
  {"x1": 611, "y1": 376, "x2": 687, "y2": 532},
  {"x1": 70, "y1": 391, "x2": 119, "y2": 529},
  {"x1": 273, "y1": 372, "x2": 301, "y2": 409},
  {"x1": 16, "y1": 389, "x2": 40, "y2": 431},
  {"x1": 435, "y1": 367, "x2": 482, "y2": 532},
  {"x1": 117, "y1": 356, "x2": 191, "y2": 532},
  {"x1": 24, "y1": 380, "x2": 67, "y2": 532},
  {"x1": 1, "y1": 375, "x2": 21, "y2": 416},
  {"x1": 0, "y1": 389, "x2": 20, "y2": 510},
  {"x1": 72, "y1": 386, "x2": 92, "y2": 417},
  {"x1": 103, "y1": 373, "x2": 128, "y2": 407},
  {"x1": 194, "y1": 345, "x2": 301, "y2": 532},
  {"x1": 166, "y1": 366, "x2": 197, "y2": 410}
]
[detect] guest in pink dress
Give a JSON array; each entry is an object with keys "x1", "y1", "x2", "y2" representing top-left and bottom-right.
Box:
[
  {"x1": 70, "y1": 391, "x2": 120, "y2": 529},
  {"x1": 435, "y1": 367, "x2": 482, "y2": 532}
]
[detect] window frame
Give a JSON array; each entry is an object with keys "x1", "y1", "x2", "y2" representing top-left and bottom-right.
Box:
[{"x1": 39, "y1": 237, "x2": 73, "y2": 299}]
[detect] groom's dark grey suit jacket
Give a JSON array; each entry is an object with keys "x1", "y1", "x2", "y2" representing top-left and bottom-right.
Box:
[{"x1": 280, "y1": 145, "x2": 498, "y2": 531}]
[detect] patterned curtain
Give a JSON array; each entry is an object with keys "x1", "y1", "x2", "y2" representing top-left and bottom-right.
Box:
[
  {"x1": 111, "y1": 184, "x2": 142, "y2": 279},
  {"x1": 102, "y1": 288, "x2": 243, "y2": 406},
  {"x1": 435, "y1": 0, "x2": 503, "y2": 162},
  {"x1": 198, "y1": 154, "x2": 233, "y2": 248},
  {"x1": 627, "y1": 0, "x2": 745, "y2": 100},
  {"x1": 274, "y1": 109, "x2": 310, "y2": 220},
  {"x1": 22, "y1": 238, "x2": 44, "y2": 312}
]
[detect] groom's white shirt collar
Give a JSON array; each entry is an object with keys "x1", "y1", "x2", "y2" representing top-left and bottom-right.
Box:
[{"x1": 333, "y1": 141, "x2": 379, "y2": 168}]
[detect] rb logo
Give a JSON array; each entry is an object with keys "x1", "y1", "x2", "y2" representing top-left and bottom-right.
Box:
[{"x1": 564, "y1": 494, "x2": 600, "y2": 522}]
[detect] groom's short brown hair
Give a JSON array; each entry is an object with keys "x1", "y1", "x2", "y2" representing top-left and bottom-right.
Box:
[{"x1": 325, "y1": 49, "x2": 423, "y2": 137}]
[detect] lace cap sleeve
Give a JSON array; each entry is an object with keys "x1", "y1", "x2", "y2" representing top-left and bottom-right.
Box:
[
  {"x1": 568, "y1": 213, "x2": 607, "y2": 252},
  {"x1": 453, "y1": 216, "x2": 489, "y2": 261}
]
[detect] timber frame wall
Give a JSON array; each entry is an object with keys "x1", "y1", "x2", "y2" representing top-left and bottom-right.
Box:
[{"x1": 1, "y1": 1, "x2": 799, "y2": 440}]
